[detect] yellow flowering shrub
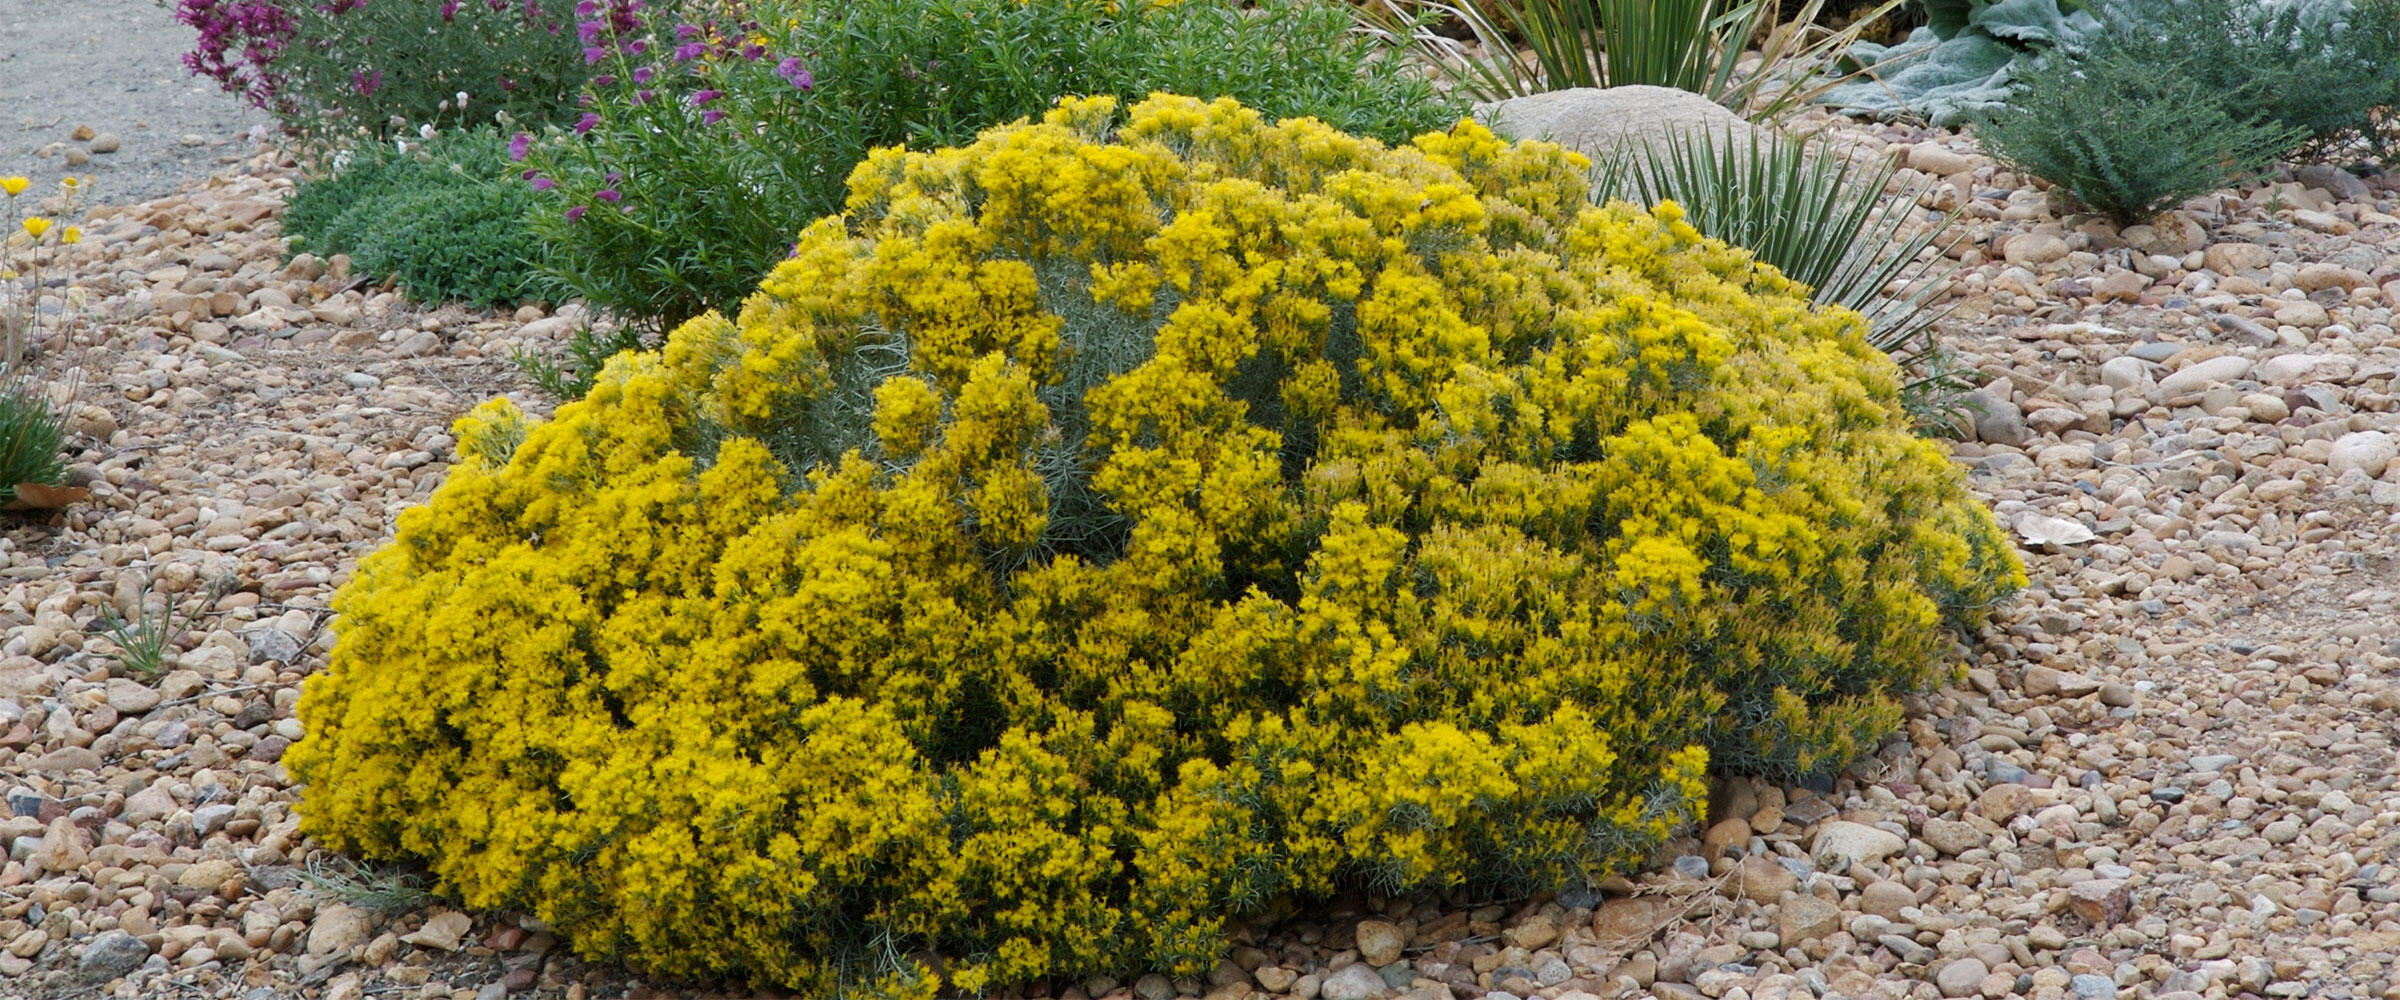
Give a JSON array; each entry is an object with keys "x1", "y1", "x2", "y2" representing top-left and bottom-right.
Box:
[{"x1": 291, "y1": 94, "x2": 2022, "y2": 994}]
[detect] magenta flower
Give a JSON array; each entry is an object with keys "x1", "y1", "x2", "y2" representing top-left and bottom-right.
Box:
[
  {"x1": 700, "y1": 109, "x2": 726, "y2": 125},
  {"x1": 674, "y1": 22, "x2": 701, "y2": 39},
  {"x1": 632, "y1": 65, "x2": 654, "y2": 83},
  {"x1": 672, "y1": 41, "x2": 706, "y2": 61},
  {"x1": 573, "y1": 111, "x2": 600, "y2": 134},
  {"x1": 740, "y1": 42, "x2": 764, "y2": 60},
  {"x1": 573, "y1": 0, "x2": 595, "y2": 14},
  {"x1": 440, "y1": 0, "x2": 459, "y2": 20},
  {"x1": 583, "y1": 45, "x2": 607, "y2": 63},
  {"x1": 687, "y1": 89, "x2": 720, "y2": 106},
  {"x1": 531, "y1": 176, "x2": 555, "y2": 191},
  {"x1": 565, "y1": 205, "x2": 588, "y2": 222},
  {"x1": 595, "y1": 188, "x2": 621, "y2": 202},
  {"x1": 507, "y1": 132, "x2": 532, "y2": 161},
  {"x1": 351, "y1": 69, "x2": 381, "y2": 96},
  {"x1": 577, "y1": 20, "x2": 602, "y2": 42},
  {"x1": 775, "y1": 56, "x2": 812, "y2": 91}
]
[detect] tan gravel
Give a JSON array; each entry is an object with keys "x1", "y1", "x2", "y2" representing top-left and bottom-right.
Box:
[{"x1": 6, "y1": 123, "x2": 2400, "y2": 1000}]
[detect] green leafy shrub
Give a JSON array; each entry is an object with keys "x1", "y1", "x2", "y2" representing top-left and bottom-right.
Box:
[
  {"x1": 286, "y1": 130, "x2": 542, "y2": 308},
  {"x1": 291, "y1": 96, "x2": 2022, "y2": 997},
  {"x1": 1972, "y1": 41, "x2": 2306, "y2": 225},
  {"x1": 175, "y1": 0, "x2": 697, "y2": 144},
  {"x1": 2081, "y1": 0, "x2": 2400, "y2": 161},
  {"x1": 522, "y1": 0, "x2": 1463, "y2": 333},
  {"x1": 1862, "y1": 0, "x2": 2400, "y2": 146}
]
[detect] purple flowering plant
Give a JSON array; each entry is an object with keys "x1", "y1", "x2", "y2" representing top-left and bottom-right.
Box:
[
  {"x1": 174, "y1": 0, "x2": 704, "y2": 145},
  {"x1": 520, "y1": 0, "x2": 1454, "y2": 347},
  {"x1": 519, "y1": 0, "x2": 833, "y2": 328}
]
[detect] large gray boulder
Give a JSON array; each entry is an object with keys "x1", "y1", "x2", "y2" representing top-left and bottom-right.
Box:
[
  {"x1": 78, "y1": 930, "x2": 152, "y2": 981},
  {"x1": 1471, "y1": 85, "x2": 1760, "y2": 161}
]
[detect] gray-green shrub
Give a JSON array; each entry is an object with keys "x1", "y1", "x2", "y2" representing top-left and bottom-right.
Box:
[
  {"x1": 2086, "y1": 0, "x2": 2400, "y2": 161},
  {"x1": 286, "y1": 130, "x2": 542, "y2": 308},
  {"x1": 1972, "y1": 44, "x2": 2306, "y2": 225}
]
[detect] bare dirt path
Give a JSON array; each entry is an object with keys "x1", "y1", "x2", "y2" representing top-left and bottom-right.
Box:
[{"x1": 1, "y1": 0, "x2": 270, "y2": 202}]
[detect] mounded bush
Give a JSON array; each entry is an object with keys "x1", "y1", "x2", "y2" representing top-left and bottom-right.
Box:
[
  {"x1": 175, "y1": 0, "x2": 698, "y2": 142},
  {"x1": 1969, "y1": 40, "x2": 2305, "y2": 226},
  {"x1": 292, "y1": 95, "x2": 2022, "y2": 995},
  {"x1": 285, "y1": 130, "x2": 541, "y2": 308},
  {"x1": 1970, "y1": 0, "x2": 2400, "y2": 225}
]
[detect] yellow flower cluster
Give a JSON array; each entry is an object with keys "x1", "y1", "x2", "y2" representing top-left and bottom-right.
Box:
[{"x1": 291, "y1": 94, "x2": 2021, "y2": 995}]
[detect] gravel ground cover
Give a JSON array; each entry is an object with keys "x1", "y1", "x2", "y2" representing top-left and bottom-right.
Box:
[{"x1": 6, "y1": 109, "x2": 2400, "y2": 1000}]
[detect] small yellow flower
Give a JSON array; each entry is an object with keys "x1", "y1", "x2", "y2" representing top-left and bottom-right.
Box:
[
  {"x1": 22, "y1": 217, "x2": 50, "y2": 238},
  {"x1": 0, "y1": 176, "x2": 26, "y2": 197},
  {"x1": 61, "y1": 226, "x2": 80, "y2": 245}
]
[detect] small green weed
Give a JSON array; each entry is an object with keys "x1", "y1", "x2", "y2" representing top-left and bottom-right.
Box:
[{"x1": 97, "y1": 597, "x2": 188, "y2": 682}]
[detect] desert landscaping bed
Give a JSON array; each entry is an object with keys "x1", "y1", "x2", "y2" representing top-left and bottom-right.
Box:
[{"x1": 4, "y1": 102, "x2": 2400, "y2": 1000}]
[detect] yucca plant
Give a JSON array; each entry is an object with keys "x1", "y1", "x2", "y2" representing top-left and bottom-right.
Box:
[
  {"x1": 1355, "y1": 0, "x2": 1908, "y2": 118},
  {"x1": 1592, "y1": 125, "x2": 1958, "y2": 357}
]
